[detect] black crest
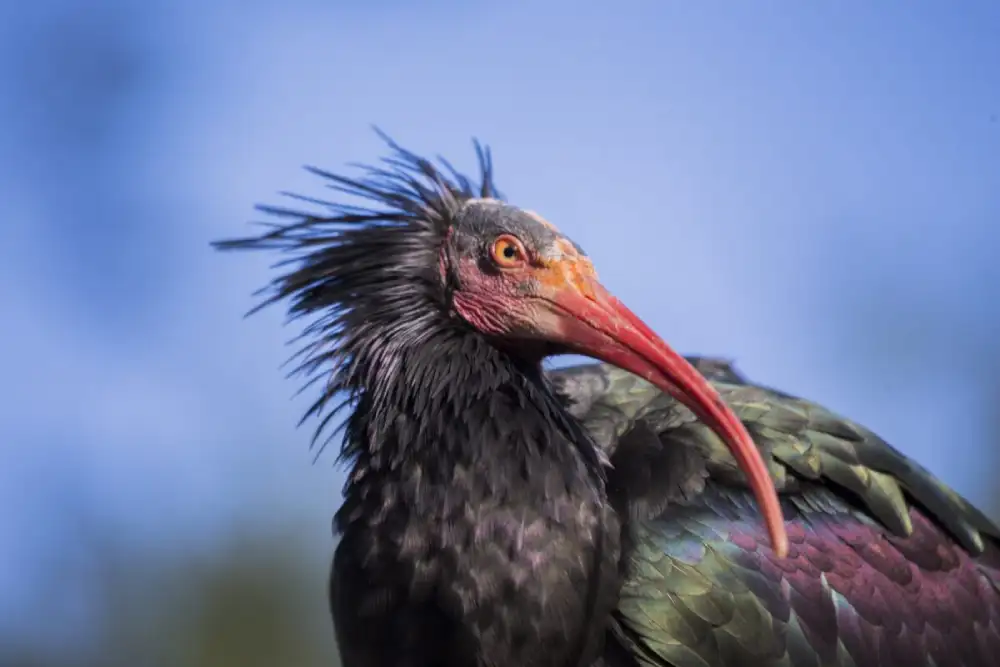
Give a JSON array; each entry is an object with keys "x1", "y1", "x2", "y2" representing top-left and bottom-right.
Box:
[{"x1": 212, "y1": 130, "x2": 503, "y2": 457}]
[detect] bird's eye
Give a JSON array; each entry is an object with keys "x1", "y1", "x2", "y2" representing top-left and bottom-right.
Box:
[{"x1": 490, "y1": 234, "x2": 527, "y2": 268}]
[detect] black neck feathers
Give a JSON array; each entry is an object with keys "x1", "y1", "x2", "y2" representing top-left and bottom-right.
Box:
[{"x1": 213, "y1": 131, "x2": 606, "y2": 496}]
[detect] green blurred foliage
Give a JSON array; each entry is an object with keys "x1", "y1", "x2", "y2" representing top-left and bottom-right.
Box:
[{"x1": 3, "y1": 530, "x2": 340, "y2": 667}]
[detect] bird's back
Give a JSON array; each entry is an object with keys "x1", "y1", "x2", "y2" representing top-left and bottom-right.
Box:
[{"x1": 548, "y1": 360, "x2": 1000, "y2": 667}]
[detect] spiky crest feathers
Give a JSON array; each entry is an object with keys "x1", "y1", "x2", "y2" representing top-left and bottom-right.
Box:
[{"x1": 213, "y1": 131, "x2": 504, "y2": 462}]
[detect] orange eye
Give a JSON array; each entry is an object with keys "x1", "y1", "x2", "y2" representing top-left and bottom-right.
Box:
[{"x1": 490, "y1": 234, "x2": 527, "y2": 268}]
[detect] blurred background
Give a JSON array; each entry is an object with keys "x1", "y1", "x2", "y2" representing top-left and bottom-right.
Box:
[{"x1": 2, "y1": 1, "x2": 998, "y2": 666}]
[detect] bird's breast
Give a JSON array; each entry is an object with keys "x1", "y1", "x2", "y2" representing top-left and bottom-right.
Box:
[{"x1": 332, "y1": 468, "x2": 622, "y2": 667}]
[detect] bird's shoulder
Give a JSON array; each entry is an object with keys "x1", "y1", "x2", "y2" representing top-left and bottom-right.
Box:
[
  {"x1": 551, "y1": 360, "x2": 1000, "y2": 667},
  {"x1": 547, "y1": 358, "x2": 1000, "y2": 554}
]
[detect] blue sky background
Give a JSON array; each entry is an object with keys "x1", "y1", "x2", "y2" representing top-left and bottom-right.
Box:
[{"x1": 2, "y1": 0, "x2": 999, "y2": 657}]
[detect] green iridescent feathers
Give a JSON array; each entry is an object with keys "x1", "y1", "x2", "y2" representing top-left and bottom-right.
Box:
[
  {"x1": 550, "y1": 358, "x2": 1000, "y2": 555},
  {"x1": 550, "y1": 359, "x2": 1000, "y2": 667}
]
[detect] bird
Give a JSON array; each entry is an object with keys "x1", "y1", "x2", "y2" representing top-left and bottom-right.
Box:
[{"x1": 214, "y1": 133, "x2": 1000, "y2": 667}]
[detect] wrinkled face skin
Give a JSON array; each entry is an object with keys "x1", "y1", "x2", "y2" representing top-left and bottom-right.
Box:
[
  {"x1": 440, "y1": 197, "x2": 790, "y2": 559},
  {"x1": 444, "y1": 198, "x2": 597, "y2": 344}
]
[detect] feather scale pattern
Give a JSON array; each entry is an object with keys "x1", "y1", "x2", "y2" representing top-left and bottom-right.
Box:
[{"x1": 551, "y1": 360, "x2": 1000, "y2": 667}]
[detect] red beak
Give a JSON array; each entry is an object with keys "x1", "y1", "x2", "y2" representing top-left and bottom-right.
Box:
[{"x1": 550, "y1": 278, "x2": 788, "y2": 558}]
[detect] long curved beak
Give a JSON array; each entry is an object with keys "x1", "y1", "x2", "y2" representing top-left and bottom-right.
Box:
[{"x1": 548, "y1": 276, "x2": 788, "y2": 558}]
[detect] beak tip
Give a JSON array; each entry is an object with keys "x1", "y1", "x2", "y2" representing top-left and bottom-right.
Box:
[{"x1": 772, "y1": 532, "x2": 789, "y2": 559}]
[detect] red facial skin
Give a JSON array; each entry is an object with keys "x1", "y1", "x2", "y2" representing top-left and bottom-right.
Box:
[{"x1": 448, "y1": 229, "x2": 789, "y2": 559}]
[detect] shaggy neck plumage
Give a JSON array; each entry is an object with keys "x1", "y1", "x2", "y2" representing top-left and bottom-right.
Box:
[
  {"x1": 211, "y1": 131, "x2": 607, "y2": 517},
  {"x1": 338, "y1": 306, "x2": 605, "y2": 487}
]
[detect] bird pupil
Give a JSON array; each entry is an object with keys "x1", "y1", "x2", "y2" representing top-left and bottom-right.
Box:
[{"x1": 503, "y1": 245, "x2": 516, "y2": 258}]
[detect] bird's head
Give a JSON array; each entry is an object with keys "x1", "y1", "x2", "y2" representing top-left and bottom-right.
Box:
[
  {"x1": 215, "y1": 132, "x2": 788, "y2": 558},
  {"x1": 445, "y1": 198, "x2": 677, "y2": 369}
]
